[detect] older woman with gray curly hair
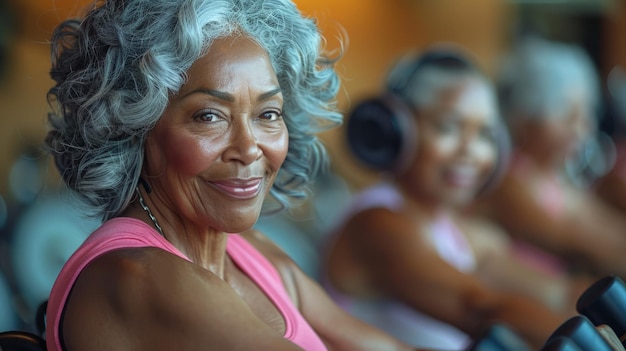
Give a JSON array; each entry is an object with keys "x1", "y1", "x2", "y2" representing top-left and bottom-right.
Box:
[
  {"x1": 43, "y1": 0, "x2": 421, "y2": 350},
  {"x1": 476, "y1": 37, "x2": 626, "y2": 285}
]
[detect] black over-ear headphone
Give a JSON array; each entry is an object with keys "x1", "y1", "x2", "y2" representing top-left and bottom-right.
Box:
[{"x1": 346, "y1": 47, "x2": 511, "y2": 192}]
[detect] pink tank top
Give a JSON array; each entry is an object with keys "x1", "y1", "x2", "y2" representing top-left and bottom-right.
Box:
[
  {"x1": 46, "y1": 217, "x2": 326, "y2": 351},
  {"x1": 508, "y1": 153, "x2": 568, "y2": 277}
]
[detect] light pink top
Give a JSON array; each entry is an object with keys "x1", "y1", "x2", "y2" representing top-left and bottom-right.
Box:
[
  {"x1": 46, "y1": 217, "x2": 326, "y2": 351},
  {"x1": 323, "y1": 182, "x2": 473, "y2": 350}
]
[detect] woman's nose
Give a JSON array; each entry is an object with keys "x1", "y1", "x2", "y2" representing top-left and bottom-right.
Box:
[
  {"x1": 573, "y1": 114, "x2": 591, "y2": 141},
  {"x1": 459, "y1": 133, "x2": 493, "y2": 162},
  {"x1": 222, "y1": 119, "x2": 263, "y2": 164}
]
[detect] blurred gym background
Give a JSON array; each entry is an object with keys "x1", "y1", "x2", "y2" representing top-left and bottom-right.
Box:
[{"x1": 0, "y1": 0, "x2": 624, "y2": 334}]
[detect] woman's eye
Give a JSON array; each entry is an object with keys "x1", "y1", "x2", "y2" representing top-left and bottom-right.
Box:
[
  {"x1": 479, "y1": 127, "x2": 496, "y2": 142},
  {"x1": 436, "y1": 120, "x2": 457, "y2": 133},
  {"x1": 194, "y1": 110, "x2": 220, "y2": 122},
  {"x1": 260, "y1": 110, "x2": 283, "y2": 121}
]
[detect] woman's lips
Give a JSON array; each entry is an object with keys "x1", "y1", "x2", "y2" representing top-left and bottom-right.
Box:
[
  {"x1": 211, "y1": 178, "x2": 263, "y2": 199},
  {"x1": 443, "y1": 166, "x2": 480, "y2": 189}
]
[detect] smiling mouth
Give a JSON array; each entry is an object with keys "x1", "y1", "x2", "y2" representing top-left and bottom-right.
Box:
[
  {"x1": 211, "y1": 178, "x2": 263, "y2": 199},
  {"x1": 444, "y1": 167, "x2": 480, "y2": 189}
]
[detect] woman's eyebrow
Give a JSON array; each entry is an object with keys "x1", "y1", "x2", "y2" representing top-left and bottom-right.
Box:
[
  {"x1": 181, "y1": 88, "x2": 235, "y2": 102},
  {"x1": 258, "y1": 87, "x2": 282, "y2": 101},
  {"x1": 180, "y1": 87, "x2": 282, "y2": 102}
]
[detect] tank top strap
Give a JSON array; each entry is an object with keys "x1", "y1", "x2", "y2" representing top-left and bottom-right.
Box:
[
  {"x1": 429, "y1": 215, "x2": 477, "y2": 272},
  {"x1": 226, "y1": 234, "x2": 327, "y2": 350}
]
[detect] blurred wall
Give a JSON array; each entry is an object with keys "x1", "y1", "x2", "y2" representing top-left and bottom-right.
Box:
[
  {"x1": 1, "y1": 0, "x2": 622, "y2": 197},
  {"x1": 296, "y1": 0, "x2": 513, "y2": 189},
  {"x1": 604, "y1": 1, "x2": 626, "y2": 76},
  {"x1": 0, "y1": 0, "x2": 90, "y2": 201},
  {"x1": 0, "y1": 0, "x2": 511, "y2": 199}
]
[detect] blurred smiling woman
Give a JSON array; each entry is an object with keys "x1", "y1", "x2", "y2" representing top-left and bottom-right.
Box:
[{"x1": 323, "y1": 46, "x2": 565, "y2": 350}]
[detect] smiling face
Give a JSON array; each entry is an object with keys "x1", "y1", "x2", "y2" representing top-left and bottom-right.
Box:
[
  {"x1": 519, "y1": 87, "x2": 592, "y2": 166},
  {"x1": 143, "y1": 35, "x2": 288, "y2": 233},
  {"x1": 398, "y1": 76, "x2": 499, "y2": 207}
]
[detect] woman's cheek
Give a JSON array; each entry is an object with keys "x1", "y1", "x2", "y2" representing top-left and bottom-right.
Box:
[
  {"x1": 164, "y1": 132, "x2": 220, "y2": 176},
  {"x1": 274, "y1": 133, "x2": 289, "y2": 167},
  {"x1": 257, "y1": 126, "x2": 289, "y2": 170},
  {"x1": 479, "y1": 141, "x2": 497, "y2": 165}
]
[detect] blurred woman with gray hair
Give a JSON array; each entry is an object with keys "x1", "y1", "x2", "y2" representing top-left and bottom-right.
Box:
[{"x1": 475, "y1": 36, "x2": 626, "y2": 283}]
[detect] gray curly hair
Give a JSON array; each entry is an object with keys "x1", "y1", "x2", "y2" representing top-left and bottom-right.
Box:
[
  {"x1": 497, "y1": 36, "x2": 600, "y2": 125},
  {"x1": 45, "y1": 0, "x2": 343, "y2": 221}
]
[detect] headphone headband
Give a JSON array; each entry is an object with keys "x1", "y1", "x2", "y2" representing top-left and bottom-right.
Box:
[{"x1": 387, "y1": 49, "x2": 475, "y2": 99}]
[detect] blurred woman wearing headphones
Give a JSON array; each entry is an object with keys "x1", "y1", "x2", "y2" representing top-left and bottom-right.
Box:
[{"x1": 322, "y1": 44, "x2": 575, "y2": 350}]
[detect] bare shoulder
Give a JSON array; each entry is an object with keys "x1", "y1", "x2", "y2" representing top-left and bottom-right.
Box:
[
  {"x1": 330, "y1": 205, "x2": 455, "y2": 294},
  {"x1": 341, "y1": 206, "x2": 420, "y2": 243},
  {"x1": 343, "y1": 206, "x2": 436, "y2": 261},
  {"x1": 61, "y1": 248, "x2": 218, "y2": 346},
  {"x1": 62, "y1": 247, "x2": 300, "y2": 350},
  {"x1": 65, "y1": 247, "x2": 207, "y2": 313}
]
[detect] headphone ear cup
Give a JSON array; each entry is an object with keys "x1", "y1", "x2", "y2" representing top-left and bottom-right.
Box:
[{"x1": 346, "y1": 94, "x2": 417, "y2": 172}]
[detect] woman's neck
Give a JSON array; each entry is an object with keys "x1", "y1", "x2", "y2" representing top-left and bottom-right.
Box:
[
  {"x1": 513, "y1": 148, "x2": 564, "y2": 178},
  {"x1": 394, "y1": 181, "x2": 453, "y2": 222},
  {"x1": 121, "y1": 197, "x2": 230, "y2": 279},
  {"x1": 515, "y1": 140, "x2": 566, "y2": 173}
]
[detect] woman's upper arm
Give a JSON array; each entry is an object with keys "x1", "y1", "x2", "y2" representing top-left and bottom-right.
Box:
[
  {"x1": 290, "y1": 256, "x2": 415, "y2": 351},
  {"x1": 61, "y1": 247, "x2": 303, "y2": 351},
  {"x1": 342, "y1": 209, "x2": 486, "y2": 334},
  {"x1": 481, "y1": 174, "x2": 567, "y2": 248},
  {"x1": 487, "y1": 174, "x2": 626, "y2": 278},
  {"x1": 340, "y1": 208, "x2": 561, "y2": 347}
]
